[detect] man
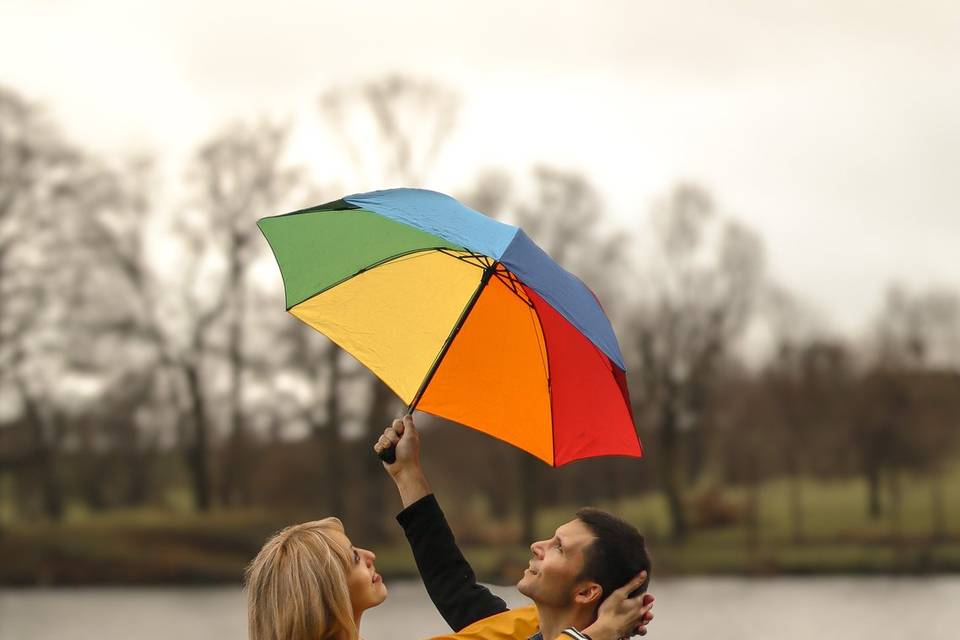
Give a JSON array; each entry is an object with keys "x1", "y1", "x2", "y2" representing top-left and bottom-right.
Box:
[{"x1": 374, "y1": 416, "x2": 655, "y2": 640}]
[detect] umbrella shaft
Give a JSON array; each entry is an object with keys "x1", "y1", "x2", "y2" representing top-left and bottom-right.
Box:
[{"x1": 406, "y1": 264, "x2": 497, "y2": 413}]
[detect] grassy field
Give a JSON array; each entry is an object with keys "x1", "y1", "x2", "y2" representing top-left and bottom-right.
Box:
[{"x1": 2, "y1": 466, "x2": 959, "y2": 585}]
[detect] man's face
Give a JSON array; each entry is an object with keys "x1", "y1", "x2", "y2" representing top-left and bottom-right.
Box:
[{"x1": 517, "y1": 518, "x2": 597, "y2": 608}]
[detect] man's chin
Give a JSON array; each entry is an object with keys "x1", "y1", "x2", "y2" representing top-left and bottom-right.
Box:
[{"x1": 516, "y1": 576, "x2": 532, "y2": 597}]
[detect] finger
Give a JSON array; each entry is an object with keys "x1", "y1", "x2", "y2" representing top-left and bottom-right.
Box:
[
  {"x1": 377, "y1": 435, "x2": 391, "y2": 450},
  {"x1": 641, "y1": 593, "x2": 655, "y2": 606},
  {"x1": 384, "y1": 430, "x2": 400, "y2": 446},
  {"x1": 617, "y1": 570, "x2": 647, "y2": 598},
  {"x1": 402, "y1": 414, "x2": 415, "y2": 434},
  {"x1": 373, "y1": 441, "x2": 382, "y2": 453},
  {"x1": 392, "y1": 418, "x2": 404, "y2": 435}
]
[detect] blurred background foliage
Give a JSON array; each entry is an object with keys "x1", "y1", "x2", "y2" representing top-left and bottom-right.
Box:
[{"x1": 1, "y1": 75, "x2": 958, "y2": 586}]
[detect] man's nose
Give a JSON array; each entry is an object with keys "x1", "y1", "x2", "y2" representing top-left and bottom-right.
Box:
[{"x1": 529, "y1": 540, "x2": 545, "y2": 558}]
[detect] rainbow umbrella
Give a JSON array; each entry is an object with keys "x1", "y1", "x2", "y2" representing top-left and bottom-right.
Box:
[{"x1": 258, "y1": 188, "x2": 641, "y2": 466}]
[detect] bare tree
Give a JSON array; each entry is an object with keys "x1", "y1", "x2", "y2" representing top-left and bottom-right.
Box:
[
  {"x1": 321, "y1": 74, "x2": 459, "y2": 186},
  {"x1": 187, "y1": 120, "x2": 302, "y2": 506},
  {"x1": 626, "y1": 184, "x2": 765, "y2": 542},
  {"x1": 758, "y1": 288, "x2": 838, "y2": 543},
  {"x1": 0, "y1": 86, "x2": 86, "y2": 522},
  {"x1": 269, "y1": 318, "x2": 356, "y2": 516},
  {"x1": 72, "y1": 152, "x2": 224, "y2": 512},
  {"x1": 864, "y1": 286, "x2": 960, "y2": 528},
  {"x1": 319, "y1": 75, "x2": 460, "y2": 541},
  {"x1": 765, "y1": 339, "x2": 851, "y2": 543},
  {"x1": 0, "y1": 96, "x2": 162, "y2": 522},
  {"x1": 457, "y1": 168, "x2": 513, "y2": 220}
]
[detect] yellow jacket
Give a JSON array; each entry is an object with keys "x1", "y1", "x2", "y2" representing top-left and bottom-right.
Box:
[{"x1": 429, "y1": 605, "x2": 540, "y2": 640}]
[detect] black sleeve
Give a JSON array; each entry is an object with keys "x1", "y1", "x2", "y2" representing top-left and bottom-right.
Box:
[{"x1": 397, "y1": 493, "x2": 509, "y2": 631}]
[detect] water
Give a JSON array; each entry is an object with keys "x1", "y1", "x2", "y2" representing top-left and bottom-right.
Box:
[{"x1": 0, "y1": 577, "x2": 955, "y2": 640}]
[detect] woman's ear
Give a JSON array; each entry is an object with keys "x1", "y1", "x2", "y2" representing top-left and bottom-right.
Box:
[{"x1": 573, "y1": 581, "x2": 602, "y2": 605}]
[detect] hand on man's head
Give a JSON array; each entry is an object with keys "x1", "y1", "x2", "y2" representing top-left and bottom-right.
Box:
[
  {"x1": 582, "y1": 571, "x2": 654, "y2": 640},
  {"x1": 635, "y1": 593, "x2": 655, "y2": 636}
]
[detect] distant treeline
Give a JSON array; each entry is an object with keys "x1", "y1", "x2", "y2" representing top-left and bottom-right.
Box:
[{"x1": 0, "y1": 77, "x2": 958, "y2": 550}]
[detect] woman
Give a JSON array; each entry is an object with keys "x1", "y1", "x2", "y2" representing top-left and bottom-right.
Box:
[
  {"x1": 245, "y1": 517, "x2": 385, "y2": 640},
  {"x1": 245, "y1": 517, "x2": 651, "y2": 640}
]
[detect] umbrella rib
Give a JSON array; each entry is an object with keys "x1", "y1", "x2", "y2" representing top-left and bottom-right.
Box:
[
  {"x1": 436, "y1": 248, "x2": 492, "y2": 269},
  {"x1": 271, "y1": 198, "x2": 361, "y2": 218},
  {"x1": 492, "y1": 267, "x2": 534, "y2": 309},
  {"x1": 406, "y1": 263, "x2": 497, "y2": 414},
  {"x1": 523, "y1": 290, "x2": 550, "y2": 388},
  {"x1": 522, "y1": 292, "x2": 556, "y2": 466}
]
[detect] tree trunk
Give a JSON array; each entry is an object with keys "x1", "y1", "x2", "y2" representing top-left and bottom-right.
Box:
[
  {"x1": 745, "y1": 455, "x2": 760, "y2": 553},
  {"x1": 686, "y1": 421, "x2": 707, "y2": 484},
  {"x1": 658, "y1": 400, "x2": 687, "y2": 542},
  {"x1": 931, "y1": 464, "x2": 945, "y2": 542},
  {"x1": 603, "y1": 460, "x2": 622, "y2": 506},
  {"x1": 124, "y1": 443, "x2": 154, "y2": 507},
  {"x1": 357, "y1": 379, "x2": 396, "y2": 543},
  {"x1": 0, "y1": 470, "x2": 5, "y2": 535},
  {"x1": 77, "y1": 424, "x2": 108, "y2": 511},
  {"x1": 20, "y1": 385, "x2": 64, "y2": 522},
  {"x1": 519, "y1": 454, "x2": 539, "y2": 543},
  {"x1": 39, "y1": 447, "x2": 64, "y2": 522},
  {"x1": 321, "y1": 346, "x2": 344, "y2": 518},
  {"x1": 222, "y1": 275, "x2": 250, "y2": 507},
  {"x1": 487, "y1": 484, "x2": 513, "y2": 520},
  {"x1": 888, "y1": 468, "x2": 903, "y2": 545},
  {"x1": 866, "y1": 462, "x2": 882, "y2": 520},
  {"x1": 184, "y1": 363, "x2": 212, "y2": 512},
  {"x1": 788, "y1": 454, "x2": 805, "y2": 544}
]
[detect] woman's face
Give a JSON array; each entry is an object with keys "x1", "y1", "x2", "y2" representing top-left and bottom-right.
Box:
[{"x1": 332, "y1": 530, "x2": 387, "y2": 616}]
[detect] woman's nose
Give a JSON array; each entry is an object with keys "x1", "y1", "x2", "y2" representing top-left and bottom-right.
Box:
[{"x1": 361, "y1": 548, "x2": 375, "y2": 564}]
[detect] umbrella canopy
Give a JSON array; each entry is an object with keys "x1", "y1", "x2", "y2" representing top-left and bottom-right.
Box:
[{"x1": 258, "y1": 188, "x2": 641, "y2": 466}]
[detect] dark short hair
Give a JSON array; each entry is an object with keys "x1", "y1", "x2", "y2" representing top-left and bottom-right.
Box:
[{"x1": 575, "y1": 507, "x2": 651, "y2": 603}]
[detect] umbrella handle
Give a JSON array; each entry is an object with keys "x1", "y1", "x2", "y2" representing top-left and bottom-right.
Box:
[
  {"x1": 375, "y1": 407, "x2": 415, "y2": 464},
  {"x1": 377, "y1": 444, "x2": 397, "y2": 464}
]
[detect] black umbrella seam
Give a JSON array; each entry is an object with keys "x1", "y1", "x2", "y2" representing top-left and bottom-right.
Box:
[
  {"x1": 285, "y1": 246, "x2": 477, "y2": 310},
  {"x1": 406, "y1": 259, "x2": 497, "y2": 413}
]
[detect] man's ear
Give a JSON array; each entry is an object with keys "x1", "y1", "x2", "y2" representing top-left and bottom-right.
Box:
[{"x1": 573, "y1": 581, "x2": 602, "y2": 605}]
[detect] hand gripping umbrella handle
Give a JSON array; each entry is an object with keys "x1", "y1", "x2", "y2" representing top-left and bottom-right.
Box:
[{"x1": 376, "y1": 407, "x2": 414, "y2": 465}]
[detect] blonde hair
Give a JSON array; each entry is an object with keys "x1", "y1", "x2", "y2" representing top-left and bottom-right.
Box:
[{"x1": 245, "y1": 517, "x2": 358, "y2": 640}]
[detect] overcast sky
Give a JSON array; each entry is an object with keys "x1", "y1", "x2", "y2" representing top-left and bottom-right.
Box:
[{"x1": 3, "y1": 0, "x2": 959, "y2": 337}]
